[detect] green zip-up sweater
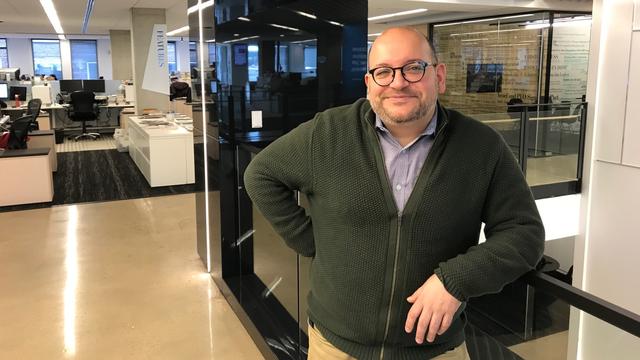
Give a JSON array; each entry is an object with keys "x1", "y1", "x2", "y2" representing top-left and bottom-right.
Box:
[{"x1": 244, "y1": 98, "x2": 544, "y2": 359}]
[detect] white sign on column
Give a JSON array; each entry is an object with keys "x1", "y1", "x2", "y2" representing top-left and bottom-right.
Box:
[{"x1": 142, "y1": 24, "x2": 170, "y2": 95}]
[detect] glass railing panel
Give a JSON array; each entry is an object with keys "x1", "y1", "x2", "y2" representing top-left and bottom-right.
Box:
[
  {"x1": 472, "y1": 112, "x2": 522, "y2": 161},
  {"x1": 525, "y1": 104, "x2": 584, "y2": 186},
  {"x1": 466, "y1": 278, "x2": 571, "y2": 360}
]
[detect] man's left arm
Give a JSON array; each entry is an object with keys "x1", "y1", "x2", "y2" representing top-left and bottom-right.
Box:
[{"x1": 405, "y1": 140, "x2": 545, "y2": 343}]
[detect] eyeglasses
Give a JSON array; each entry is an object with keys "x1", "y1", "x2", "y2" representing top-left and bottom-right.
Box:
[{"x1": 368, "y1": 60, "x2": 436, "y2": 87}]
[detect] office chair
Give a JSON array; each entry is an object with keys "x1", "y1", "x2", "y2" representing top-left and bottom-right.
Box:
[
  {"x1": 68, "y1": 90, "x2": 101, "y2": 141},
  {"x1": 26, "y1": 98, "x2": 42, "y2": 131},
  {"x1": 6, "y1": 115, "x2": 32, "y2": 149}
]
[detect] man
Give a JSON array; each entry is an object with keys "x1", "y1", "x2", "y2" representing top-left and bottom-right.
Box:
[
  {"x1": 244, "y1": 27, "x2": 544, "y2": 359},
  {"x1": 169, "y1": 76, "x2": 192, "y2": 102}
]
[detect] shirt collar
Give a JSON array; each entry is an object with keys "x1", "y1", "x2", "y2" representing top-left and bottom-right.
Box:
[{"x1": 375, "y1": 110, "x2": 438, "y2": 137}]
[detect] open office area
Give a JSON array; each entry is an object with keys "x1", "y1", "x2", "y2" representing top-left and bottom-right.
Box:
[{"x1": 1, "y1": 0, "x2": 640, "y2": 359}]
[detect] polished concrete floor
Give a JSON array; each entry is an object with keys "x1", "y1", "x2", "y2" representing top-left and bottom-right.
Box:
[{"x1": 0, "y1": 194, "x2": 263, "y2": 360}]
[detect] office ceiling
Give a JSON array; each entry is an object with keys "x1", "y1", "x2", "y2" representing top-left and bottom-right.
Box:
[{"x1": 0, "y1": 0, "x2": 592, "y2": 36}]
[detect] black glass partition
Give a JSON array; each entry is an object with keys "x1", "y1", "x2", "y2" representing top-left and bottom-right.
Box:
[{"x1": 198, "y1": 1, "x2": 368, "y2": 358}]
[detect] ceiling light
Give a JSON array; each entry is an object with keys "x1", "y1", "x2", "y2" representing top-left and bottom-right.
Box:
[
  {"x1": 327, "y1": 20, "x2": 344, "y2": 27},
  {"x1": 188, "y1": 0, "x2": 214, "y2": 14},
  {"x1": 39, "y1": 0, "x2": 65, "y2": 38},
  {"x1": 291, "y1": 39, "x2": 316, "y2": 44},
  {"x1": 269, "y1": 23, "x2": 300, "y2": 31},
  {"x1": 167, "y1": 26, "x2": 189, "y2": 36},
  {"x1": 223, "y1": 35, "x2": 259, "y2": 44},
  {"x1": 368, "y1": 32, "x2": 382, "y2": 37},
  {"x1": 81, "y1": 0, "x2": 95, "y2": 34},
  {"x1": 238, "y1": 17, "x2": 251, "y2": 22},
  {"x1": 368, "y1": 9, "x2": 427, "y2": 22},
  {"x1": 295, "y1": 10, "x2": 317, "y2": 20},
  {"x1": 434, "y1": 14, "x2": 536, "y2": 27}
]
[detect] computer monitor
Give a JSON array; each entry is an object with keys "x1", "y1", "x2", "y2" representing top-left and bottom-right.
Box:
[
  {"x1": 210, "y1": 80, "x2": 218, "y2": 94},
  {"x1": 0, "y1": 83, "x2": 8, "y2": 100},
  {"x1": 59, "y1": 79, "x2": 83, "y2": 93},
  {"x1": 9, "y1": 86, "x2": 27, "y2": 102},
  {"x1": 83, "y1": 79, "x2": 105, "y2": 93}
]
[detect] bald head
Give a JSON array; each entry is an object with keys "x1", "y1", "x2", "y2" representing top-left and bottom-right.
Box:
[{"x1": 368, "y1": 27, "x2": 438, "y2": 70}]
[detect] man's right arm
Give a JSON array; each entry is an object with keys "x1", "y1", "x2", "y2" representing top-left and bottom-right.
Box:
[{"x1": 243, "y1": 119, "x2": 316, "y2": 257}]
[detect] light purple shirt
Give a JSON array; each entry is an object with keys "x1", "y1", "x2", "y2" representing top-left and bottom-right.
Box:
[{"x1": 375, "y1": 113, "x2": 438, "y2": 213}]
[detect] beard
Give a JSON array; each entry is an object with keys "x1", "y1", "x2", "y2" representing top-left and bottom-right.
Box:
[{"x1": 369, "y1": 91, "x2": 434, "y2": 125}]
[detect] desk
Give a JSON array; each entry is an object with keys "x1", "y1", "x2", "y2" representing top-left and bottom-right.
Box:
[
  {"x1": 28, "y1": 130, "x2": 57, "y2": 171},
  {"x1": 128, "y1": 116, "x2": 194, "y2": 187},
  {"x1": 0, "y1": 148, "x2": 53, "y2": 206},
  {"x1": 2, "y1": 102, "x2": 136, "y2": 135}
]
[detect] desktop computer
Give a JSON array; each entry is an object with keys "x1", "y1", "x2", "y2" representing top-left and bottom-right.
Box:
[
  {"x1": 32, "y1": 85, "x2": 53, "y2": 105},
  {"x1": 0, "y1": 83, "x2": 8, "y2": 100}
]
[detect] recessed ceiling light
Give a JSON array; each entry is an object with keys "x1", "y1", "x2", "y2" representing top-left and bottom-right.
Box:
[
  {"x1": 238, "y1": 17, "x2": 251, "y2": 22},
  {"x1": 269, "y1": 23, "x2": 300, "y2": 31},
  {"x1": 234, "y1": 33, "x2": 240, "y2": 36},
  {"x1": 294, "y1": 11, "x2": 317, "y2": 20},
  {"x1": 368, "y1": 9, "x2": 427, "y2": 22},
  {"x1": 167, "y1": 26, "x2": 189, "y2": 36}
]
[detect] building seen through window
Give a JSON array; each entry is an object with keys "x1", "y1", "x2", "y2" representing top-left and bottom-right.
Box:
[
  {"x1": 248, "y1": 44, "x2": 259, "y2": 82},
  {"x1": 189, "y1": 41, "x2": 198, "y2": 69},
  {"x1": 168, "y1": 41, "x2": 177, "y2": 75},
  {"x1": 0, "y1": 39, "x2": 8, "y2": 68},
  {"x1": 70, "y1": 40, "x2": 98, "y2": 79},
  {"x1": 303, "y1": 46, "x2": 317, "y2": 78},
  {"x1": 32, "y1": 39, "x2": 62, "y2": 80}
]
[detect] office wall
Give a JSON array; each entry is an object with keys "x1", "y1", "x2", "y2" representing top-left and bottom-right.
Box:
[
  {"x1": 110, "y1": 30, "x2": 132, "y2": 80},
  {"x1": 130, "y1": 8, "x2": 170, "y2": 113},
  {"x1": 1, "y1": 34, "x2": 112, "y2": 79},
  {"x1": 571, "y1": 1, "x2": 640, "y2": 359}
]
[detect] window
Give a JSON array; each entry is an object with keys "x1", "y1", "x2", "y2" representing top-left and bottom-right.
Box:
[
  {"x1": 303, "y1": 46, "x2": 317, "y2": 78},
  {"x1": 70, "y1": 40, "x2": 98, "y2": 79},
  {"x1": 208, "y1": 43, "x2": 216, "y2": 67},
  {"x1": 248, "y1": 44, "x2": 259, "y2": 81},
  {"x1": 168, "y1": 41, "x2": 177, "y2": 75},
  {"x1": 189, "y1": 41, "x2": 198, "y2": 69},
  {"x1": 0, "y1": 39, "x2": 8, "y2": 68},
  {"x1": 32, "y1": 39, "x2": 62, "y2": 80},
  {"x1": 275, "y1": 45, "x2": 288, "y2": 72}
]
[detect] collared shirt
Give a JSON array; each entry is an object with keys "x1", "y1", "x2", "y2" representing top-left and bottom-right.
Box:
[{"x1": 375, "y1": 112, "x2": 437, "y2": 212}]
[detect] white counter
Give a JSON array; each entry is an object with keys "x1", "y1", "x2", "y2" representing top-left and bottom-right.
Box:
[{"x1": 128, "y1": 115, "x2": 195, "y2": 187}]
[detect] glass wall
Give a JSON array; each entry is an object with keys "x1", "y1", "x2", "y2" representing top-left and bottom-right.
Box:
[
  {"x1": 431, "y1": 12, "x2": 591, "y2": 116},
  {"x1": 31, "y1": 39, "x2": 62, "y2": 79},
  {"x1": 70, "y1": 40, "x2": 98, "y2": 79}
]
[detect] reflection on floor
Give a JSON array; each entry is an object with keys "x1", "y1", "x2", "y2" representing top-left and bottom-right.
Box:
[
  {"x1": 527, "y1": 154, "x2": 578, "y2": 186},
  {"x1": 56, "y1": 134, "x2": 117, "y2": 153},
  {"x1": 0, "y1": 194, "x2": 263, "y2": 360}
]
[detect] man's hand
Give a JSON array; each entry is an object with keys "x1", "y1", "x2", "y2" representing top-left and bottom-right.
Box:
[{"x1": 405, "y1": 274, "x2": 461, "y2": 344}]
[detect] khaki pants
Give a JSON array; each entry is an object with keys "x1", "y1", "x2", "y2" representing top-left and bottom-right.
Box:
[{"x1": 308, "y1": 325, "x2": 470, "y2": 360}]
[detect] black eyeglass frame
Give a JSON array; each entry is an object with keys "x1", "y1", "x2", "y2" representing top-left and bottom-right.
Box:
[{"x1": 367, "y1": 60, "x2": 437, "y2": 87}]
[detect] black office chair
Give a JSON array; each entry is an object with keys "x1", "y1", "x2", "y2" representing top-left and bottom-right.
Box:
[
  {"x1": 26, "y1": 98, "x2": 42, "y2": 131},
  {"x1": 6, "y1": 115, "x2": 32, "y2": 149},
  {"x1": 68, "y1": 90, "x2": 100, "y2": 141}
]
